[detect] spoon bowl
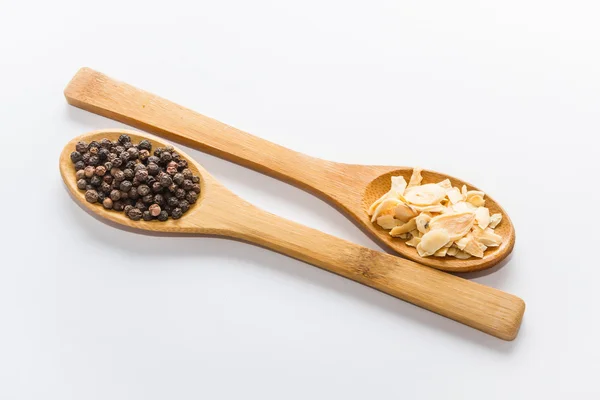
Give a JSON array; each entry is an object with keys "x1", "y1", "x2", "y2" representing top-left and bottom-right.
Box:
[
  {"x1": 59, "y1": 129, "x2": 525, "y2": 340},
  {"x1": 65, "y1": 68, "x2": 515, "y2": 272},
  {"x1": 361, "y1": 168, "x2": 515, "y2": 272}
]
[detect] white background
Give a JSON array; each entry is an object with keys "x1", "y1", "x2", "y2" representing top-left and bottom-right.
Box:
[{"x1": 1, "y1": 1, "x2": 598, "y2": 398}]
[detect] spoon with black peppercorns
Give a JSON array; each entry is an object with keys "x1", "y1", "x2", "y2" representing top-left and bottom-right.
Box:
[{"x1": 59, "y1": 129, "x2": 525, "y2": 340}]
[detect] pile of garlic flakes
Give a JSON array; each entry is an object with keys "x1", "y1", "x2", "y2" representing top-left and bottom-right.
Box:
[{"x1": 368, "y1": 168, "x2": 503, "y2": 259}]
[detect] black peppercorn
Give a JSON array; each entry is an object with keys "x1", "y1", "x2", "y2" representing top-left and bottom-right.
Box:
[
  {"x1": 114, "y1": 145, "x2": 125, "y2": 154},
  {"x1": 120, "y1": 190, "x2": 129, "y2": 200},
  {"x1": 123, "y1": 142, "x2": 133, "y2": 150},
  {"x1": 85, "y1": 190, "x2": 99, "y2": 203},
  {"x1": 100, "y1": 138, "x2": 112, "y2": 149},
  {"x1": 147, "y1": 163, "x2": 160, "y2": 176},
  {"x1": 77, "y1": 179, "x2": 87, "y2": 190},
  {"x1": 135, "y1": 169, "x2": 148, "y2": 182},
  {"x1": 160, "y1": 174, "x2": 172, "y2": 188},
  {"x1": 153, "y1": 147, "x2": 164, "y2": 157},
  {"x1": 167, "y1": 195, "x2": 179, "y2": 207},
  {"x1": 186, "y1": 191, "x2": 198, "y2": 204},
  {"x1": 76, "y1": 170, "x2": 85, "y2": 180},
  {"x1": 86, "y1": 184, "x2": 94, "y2": 191},
  {"x1": 182, "y1": 169, "x2": 193, "y2": 180},
  {"x1": 157, "y1": 210, "x2": 168, "y2": 221},
  {"x1": 175, "y1": 188, "x2": 186, "y2": 199},
  {"x1": 113, "y1": 201, "x2": 125, "y2": 211},
  {"x1": 104, "y1": 161, "x2": 113, "y2": 171},
  {"x1": 100, "y1": 182, "x2": 111, "y2": 193},
  {"x1": 76, "y1": 141, "x2": 88, "y2": 153},
  {"x1": 166, "y1": 161, "x2": 178, "y2": 175},
  {"x1": 167, "y1": 183, "x2": 178, "y2": 193},
  {"x1": 95, "y1": 166, "x2": 107, "y2": 176},
  {"x1": 142, "y1": 211, "x2": 152, "y2": 221},
  {"x1": 137, "y1": 184, "x2": 151, "y2": 196},
  {"x1": 126, "y1": 160, "x2": 137, "y2": 170},
  {"x1": 127, "y1": 208, "x2": 142, "y2": 221},
  {"x1": 124, "y1": 205, "x2": 134, "y2": 215},
  {"x1": 146, "y1": 176, "x2": 156, "y2": 186},
  {"x1": 160, "y1": 152, "x2": 172, "y2": 164},
  {"x1": 82, "y1": 152, "x2": 91, "y2": 164},
  {"x1": 148, "y1": 155, "x2": 160, "y2": 165},
  {"x1": 128, "y1": 187, "x2": 139, "y2": 200},
  {"x1": 153, "y1": 194, "x2": 165, "y2": 206},
  {"x1": 182, "y1": 179, "x2": 194, "y2": 190},
  {"x1": 107, "y1": 152, "x2": 118, "y2": 162},
  {"x1": 88, "y1": 155, "x2": 100, "y2": 166},
  {"x1": 119, "y1": 151, "x2": 130, "y2": 162},
  {"x1": 139, "y1": 150, "x2": 150, "y2": 162},
  {"x1": 123, "y1": 169, "x2": 134, "y2": 180},
  {"x1": 89, "y1": 146, "x2": 99, "y2": 155},
  {"x1": 135, "y1": 200, "x2": 146, "y2": 211},
  {"x1": 102, "y1": 197, "x2": 113, "y2": 209},
  {"x1": 90, "y1": 175, "x2": 102, "y2": 186},
  {"x1": 179, "y1": 200, "x2": 190, "y2": 213},
  {"x1": 163, "y1": 205, "x2": 172, "y2": 214},
  {"x1": 148, "y1": 204, "x2": 161, "y2": 217},
  {"x1": 74, "y1": 161, "x2": 86, "y2": 171},
  {"x1": 84, "y1": 166, "x2": 95, "y2": 178},
  {"x1": 151, "y1": 181, "x2": 163, "y2": 193},
  {"x1": 70, "y1": 151, "x2": 82, "y2": 163},
  {"x1": 191, "y1": 184, "x2": 200, "y2": 194},
  {"x1": 119, "y1": 180, "x2": 132, "y2": 192},
  {"x1": 142, "y1": 194, "x2": 154, "y2": 204},
  {"x1": 172, "y1": 153, "x2": 181, "y2": 162},
  {"x1": 192, "y1": 176, "x2": 200, "y2": 184},
  {"x1": 98, "y1": 147, "x2": 109, "y2": 161},
  {"x1": 134, "y1": 163, "x2": 146, "y2": 172},
  {"x1": 171, "y1": 207, "x2": 183, "y2": 219},
  {"x1": 89, "y1": 141, "x2": 100, "y2": 149},
  {"x1": 103, "y1": 175, "x2": 113, "y2": 184},
  {"x1": 113, "y1": 170, "x2": 125, "y2": 182},
  {"x1": 138, "y1": 139, "x2": 152, "y2": 151},
  {"x1": 177, "y1": 159, "x2": 188, "y2": 169},
  {"x1": 112, "y1": 157, "x2": 123, "y2": 168},
  {"x1": 110, "y1": 190, "x2": 121, "y2": 201},
  {"x1": 172, "y1": 173, "x2": 184, "y2": 185},
  {"x1": 127, "y1": 147, "x2": 139, "y2": 159},
  {"x1": 118, "y1": 134, "x2": 131, "y2": 144}
]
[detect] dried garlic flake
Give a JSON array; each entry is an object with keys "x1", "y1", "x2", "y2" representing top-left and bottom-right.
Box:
[{"x1": 368, "y1": 169, "x2": 504, "y2": 259}]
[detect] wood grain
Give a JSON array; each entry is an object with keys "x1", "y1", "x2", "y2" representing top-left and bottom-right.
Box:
[
  {"x1": 64, "y1": 67, "x2": 516, "y2": 272},
  {"x1": 59, "y1": 129, "x2": 525, "y2": 340}
]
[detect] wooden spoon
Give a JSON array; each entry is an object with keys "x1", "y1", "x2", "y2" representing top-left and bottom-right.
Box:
[
  {"x1": 64, "y1": 68, "x2": 515, "y2": 273},
  {"x1": 59, "y1": 129, "x2": 524, "y2": 340}
]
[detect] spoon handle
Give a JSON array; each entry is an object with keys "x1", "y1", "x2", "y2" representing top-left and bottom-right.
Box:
[
  {"x1": 217, "y1": 206, "x2": 525, "y2": 341},
  {"x1": 64, "y1": 68, "x2": 342, "y2": 194}
]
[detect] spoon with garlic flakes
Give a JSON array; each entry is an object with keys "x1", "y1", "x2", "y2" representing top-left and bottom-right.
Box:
[
  {"x1": 64, "y1": 68, "x2": 515, "y2": 272},
  {"x1": 60, "y1": 130, "x2": 525, "y2": 340}
]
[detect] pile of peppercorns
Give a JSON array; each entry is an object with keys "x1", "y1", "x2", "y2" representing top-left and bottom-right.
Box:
[{"x1": 70, "y1": 134, "x2": 200, "y2": 221}]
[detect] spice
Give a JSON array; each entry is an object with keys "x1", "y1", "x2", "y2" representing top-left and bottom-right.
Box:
[
  {"x1": 149, "y1": 204, "x2": 161, "y2": 217},
  {"x1": 110, "y1": 190, "x2": 121, "y2": 201},
  {"x1": 84, "y1": 166, "x2": 95, "y2": 178},
  {"x1": 71, "y1": 136, "x2": 200, "y2": 221},
  {"x1": 76, "y1": 141, "x2": 88, "y2": 153},
  {"x1": 85, "y1": 190, "x2": 99, "y2": 203}
]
